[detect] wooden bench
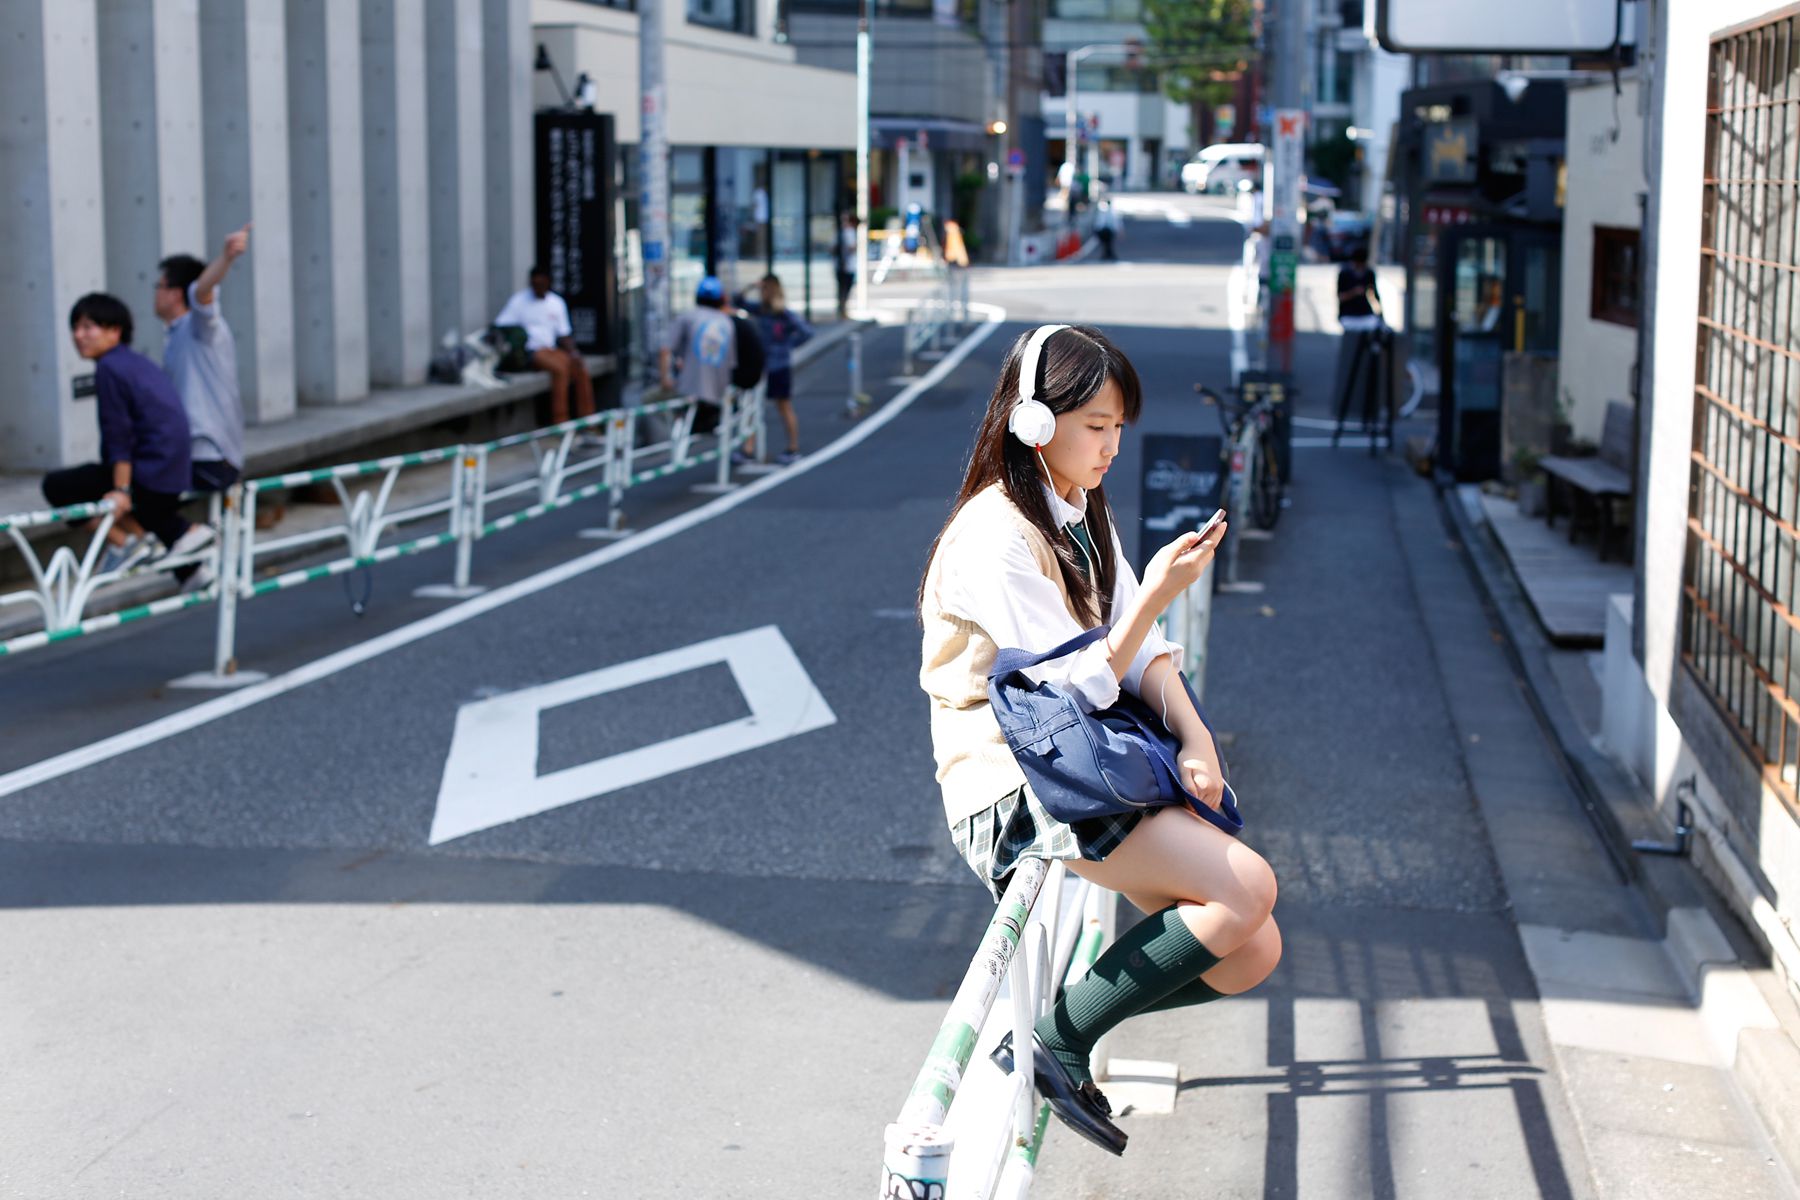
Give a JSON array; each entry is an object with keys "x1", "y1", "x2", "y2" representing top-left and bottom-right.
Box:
[{"x1": 1540, "y1": 400, "x2": 1634, "y2": 561}]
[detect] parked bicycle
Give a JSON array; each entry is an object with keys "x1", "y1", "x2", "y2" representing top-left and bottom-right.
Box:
[{"x1": 1196, "y1": 383, "x2": 1284, "y2": 531}]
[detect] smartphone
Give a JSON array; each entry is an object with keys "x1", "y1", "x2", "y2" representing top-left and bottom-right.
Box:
[{"x1": 1196, "y1": 508, "x2": 1227, "y2": 540}]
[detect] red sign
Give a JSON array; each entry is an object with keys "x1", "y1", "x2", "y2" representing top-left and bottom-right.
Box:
[{"x1": 1422, "y1": 205, "x2": 1474, "y2": 226}]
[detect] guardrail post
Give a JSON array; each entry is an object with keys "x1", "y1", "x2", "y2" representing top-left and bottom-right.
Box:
[
  {"x1": 903, "y1": 306, "x2": 917, "y2": 376},
  {"x1": 171, "y1": 484, "x2": 268, "y2": 690},
  {"x1": 845, "y1": 328, "x2": 869, "y2": 419},
  {"x1": 416, "y1": 446, "x2": 490, "y2": 597},
  {"x1": 694, "y1": 392, "x2": 739, "y2": 495},
  {"x1": 880, "y1": 1127, "x2": 954, "y2": 1200}
]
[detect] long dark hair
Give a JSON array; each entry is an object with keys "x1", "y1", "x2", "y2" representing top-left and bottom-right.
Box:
[{"x1": 919, "y1": 325, "x2": 1142, "y2": 627}]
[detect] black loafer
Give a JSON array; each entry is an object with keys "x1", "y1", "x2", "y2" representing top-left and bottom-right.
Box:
[{"x1": 989, "y1": 1031, "x2": 1127, "y2": 1156}]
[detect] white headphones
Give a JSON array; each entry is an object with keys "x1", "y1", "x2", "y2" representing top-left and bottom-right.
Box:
[{"x1": 1008, "y1": 324, "x2": 1070, "y2": 448}]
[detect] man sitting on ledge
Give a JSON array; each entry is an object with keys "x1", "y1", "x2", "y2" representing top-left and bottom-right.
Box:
[{"x1": 494, "y1": 266, "x2": 595, "y2": 428}]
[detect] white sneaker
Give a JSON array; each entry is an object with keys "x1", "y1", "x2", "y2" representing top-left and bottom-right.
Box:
[
  {"x1": 181, "y1": 561, "x2": 217, "y2": 594},
  {"x1": 163, "y1": 523, "x2": 216, "y2": 560},
  {"x1": 98, "y1": 534, "x2": 153, "y2": 575}
]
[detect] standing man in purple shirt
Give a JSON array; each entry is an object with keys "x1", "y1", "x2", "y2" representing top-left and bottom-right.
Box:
[{"x1": 40, "y1": 294, "x2": 211, "y2": 575}]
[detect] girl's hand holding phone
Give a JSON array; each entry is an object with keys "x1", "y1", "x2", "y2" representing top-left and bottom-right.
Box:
[{"x1": 1144, "y1": 510, "x2": 1227, "y2": 603}]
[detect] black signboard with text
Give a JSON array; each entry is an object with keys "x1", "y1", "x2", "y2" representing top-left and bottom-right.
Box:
[
  {"x1": 1136, "y1": 433, "x2": 1225, "y2": 577},
  {"x1": 534, "y1": 111, "x2": 617, "y2": 355}
]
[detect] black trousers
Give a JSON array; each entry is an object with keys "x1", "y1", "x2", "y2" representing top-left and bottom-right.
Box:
[
  {"x1": 192, "y1": 459, "x2": 240, "y2": 492},
  {"x1": 42, "y1": 463, "x2": 189, "y2": 548}
]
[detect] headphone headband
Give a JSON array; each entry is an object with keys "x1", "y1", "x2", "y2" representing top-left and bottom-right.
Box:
[{"x1": 1019, "y1": 324, "x2": 1071, "y2": 405}]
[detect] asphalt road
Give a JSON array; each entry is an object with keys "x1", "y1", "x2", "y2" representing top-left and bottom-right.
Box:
[{"x1": 0, "y1": 193, "x2": 1664, "y2": 1198}]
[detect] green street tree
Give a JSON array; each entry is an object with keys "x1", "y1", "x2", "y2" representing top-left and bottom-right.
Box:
[{"x1": 1142, "y1": 0, "x2": 1257, "y2": 151}]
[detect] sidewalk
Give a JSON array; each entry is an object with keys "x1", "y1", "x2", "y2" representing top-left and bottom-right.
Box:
[
  {"x1": 1043, "y1": 284, "x2": 1795, "y2": 1197},
  {"x1": 1447, "y1": 484, "x2": 1800, "y2": 1182}
]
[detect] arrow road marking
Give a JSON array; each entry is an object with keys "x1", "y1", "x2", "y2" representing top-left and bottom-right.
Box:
[{"x1": 428, "y1": 625, "x2": 836, "y2": 845}]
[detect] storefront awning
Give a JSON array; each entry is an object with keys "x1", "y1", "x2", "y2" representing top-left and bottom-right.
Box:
[{"x1": 870, "y1": 117, "x2": 991, "y2": 154}]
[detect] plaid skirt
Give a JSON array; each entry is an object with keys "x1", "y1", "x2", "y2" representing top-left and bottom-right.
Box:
[{"x1": 951, "y1": 784, "x2": 1142, "y2": 902}]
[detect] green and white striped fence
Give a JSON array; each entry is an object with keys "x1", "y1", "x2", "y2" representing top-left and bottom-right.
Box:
[
  {"x1": 1, "y1": 492, "x2": 224, "y2": 660},
  {"x1": 0, "y1": 386, "x2": 767, "y2": 681},
  {"x1": 880, "y1": 858, "x2": 1117, "y2": 1200}
]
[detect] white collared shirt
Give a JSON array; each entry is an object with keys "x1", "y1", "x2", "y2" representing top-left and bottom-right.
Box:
[
  {"x1": 494, "y1": 288, "x2": 574, "y2": 352},
  {"x1": 936, "y1": 482, "x2": 1181, "y2": 712}
]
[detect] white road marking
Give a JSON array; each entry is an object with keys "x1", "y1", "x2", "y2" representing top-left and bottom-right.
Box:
[
  {"x1": 428, "y1": 626, "x2": 834, "y2": 844},
  {"x1": 0, "y1": 310, "x2": 1006, "y2": 801}
]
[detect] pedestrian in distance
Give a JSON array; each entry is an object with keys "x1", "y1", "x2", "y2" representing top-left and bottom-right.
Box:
[
  {"x1": 834, "y1": 213, "x2": 860, "y2": 319},
  {"x1": 1336, "y1": 246, "x2": 1383, "y2": 332},
  {"x1": 917, "y1": 324, "x2": 1281, "y2": 1156},
  {"x1": 738, "y1": 274, "x2": 813, "y2": 464},
  {"x1": 1094, "y1": 199, "x2": 1119, "y2": 261},
  {"x1": 660, "y1": 275, "x2": 737, "y2": 436},
  {"x1": 155, "y1": 223, "x2": 251, "y2": 499},
  {"x1": 43, "y1": 294, "x2": 214, "y2": 580},
  {"x1": 494, "y1": 265, "x2": 597, "y2": 431}
]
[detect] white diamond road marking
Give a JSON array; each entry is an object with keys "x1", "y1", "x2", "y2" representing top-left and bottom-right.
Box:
[{"x1": 428, "y1": 625, "x2": 836, "y2": 844}]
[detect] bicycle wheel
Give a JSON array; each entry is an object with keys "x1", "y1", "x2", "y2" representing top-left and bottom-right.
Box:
[{"x1": 1251, "y1": 435, "x2": 1283, "y2": 530}]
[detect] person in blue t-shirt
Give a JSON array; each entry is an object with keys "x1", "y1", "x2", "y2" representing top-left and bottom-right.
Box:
[
  {"x1": 737, "y1": 274, "x2": 813, "y2": 464},
  {"x1": 41, "y1": 294, "x2": 213, "y2": 577}
]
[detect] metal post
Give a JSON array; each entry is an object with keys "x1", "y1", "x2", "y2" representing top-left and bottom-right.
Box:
[
  {"x1": 902, "y1": 306, "x2": 917, "y2": 376},
  {"x1": 212, "y1": 485, "x2": 242, "y2": 677},
  {"x1": 854, "y1": 0, "x2": 871, "y2": 318},
  {"x1": 640, "y1": 0, "x2": 671, "y2": 383},
  {"x1": 1266, "y1": 0, "x2": 1306, "y2": 374},
  {"x1": 452, "y1": 449, "x2": 473, "y2": 590}
]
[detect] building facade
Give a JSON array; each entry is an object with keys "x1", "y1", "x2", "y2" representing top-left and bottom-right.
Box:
[
  {"x1": 1042, "y1": 0, "x2": 1192, "y2": 191},
  {"x1": 1605, "y1": 0, "x2": 1800, "y2": 1006},
  {"x1": 1, "y1": 0, "x2": 535, "y2": 474},
  {"x1": 533, "y1": 0, "x2": 856, "y2": 367}
]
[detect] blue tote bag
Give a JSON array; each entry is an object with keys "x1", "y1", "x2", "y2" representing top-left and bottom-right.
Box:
[{"x1": 986, "y1": 626, "x2": 1244, "y2": 834}]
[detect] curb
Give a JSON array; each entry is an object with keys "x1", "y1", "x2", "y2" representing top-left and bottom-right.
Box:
[{"x1": 1439, "y1": 481, "x2": 1800, "y2": 1176}]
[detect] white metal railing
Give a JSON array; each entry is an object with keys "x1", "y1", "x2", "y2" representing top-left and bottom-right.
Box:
[
  {"x1": 0, "y1": 385, "x2": 766, "y2": 678},
  {"x1": 881, "y1": 859, "x2": 1114, "y2": 1200},
  {"x1": 0, "y1": 492, "x2": 225, "y2": 657},
  {"x1": 902, "y1": 270, "x2": 972, "y2": 376},
  {"x1": 881, "y1": 577, "x2": 1211, "y2": 1198}
]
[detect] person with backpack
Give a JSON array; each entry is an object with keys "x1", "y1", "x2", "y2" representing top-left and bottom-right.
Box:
[
  {"x1": 660, "y1": 276, "x2": 737, "y2": 436},
  {"x1": 737, "y1": 274, "x2": 812, "y2": 464}
]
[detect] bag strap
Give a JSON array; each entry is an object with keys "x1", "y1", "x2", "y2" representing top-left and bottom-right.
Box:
[{"x1": 988, "y1": 625, "x2": 1111, "y2": 681}]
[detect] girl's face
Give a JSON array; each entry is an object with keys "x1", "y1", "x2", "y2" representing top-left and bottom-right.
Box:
[{"x1": 1039, "y1": 379, "x2": 1125, "y2": 497}]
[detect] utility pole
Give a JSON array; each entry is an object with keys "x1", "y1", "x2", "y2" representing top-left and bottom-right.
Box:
[
  {"x1": 1265, "y1": 0, "x2": 1305, "y2": 372},
  {"x1": 640, "y1": 0, "x2": 671, "y2": 383},
  {"x1": 855, "y1": 0, "x2": 871, "y2": 318}
]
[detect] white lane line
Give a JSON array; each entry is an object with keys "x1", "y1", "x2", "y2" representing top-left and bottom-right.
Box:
[{"x1": 0, "y1": 309, "x2": 1007, "y2": 801}]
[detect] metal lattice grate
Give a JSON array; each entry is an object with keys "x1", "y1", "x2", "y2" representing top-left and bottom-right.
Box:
[{"x1": 1687, "y1": 11, "x2": 1800, "y2": 822}]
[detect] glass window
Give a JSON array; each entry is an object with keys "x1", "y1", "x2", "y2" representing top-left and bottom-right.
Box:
[
  {"x1": 688, "y1": 0, "x2": 752, "y2": 35},
  {"x1": 670, "y1": 148, "x2": 710, "y2": 308},
  {"x1": 1051, "y1": 0, "x2": 1139, "y2": 17},
  {"x1": 1590, "y1": 226, "x2": 1640, "y2": 327}
]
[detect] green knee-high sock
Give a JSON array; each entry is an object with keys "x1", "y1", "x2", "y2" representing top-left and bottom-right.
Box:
[
  {"x1": 1135, "y1": 973, "x2": 1227, "y2": 1014},
  {"x1": 1034, "y1": 904, "x2": 1220, "y2": 1084}
]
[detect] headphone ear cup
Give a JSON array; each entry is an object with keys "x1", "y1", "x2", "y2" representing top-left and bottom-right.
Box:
[{"x1": 1009, "y1": 399, "x2": 1057, "y2": 447}]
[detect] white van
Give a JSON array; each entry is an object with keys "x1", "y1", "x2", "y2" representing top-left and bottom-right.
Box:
[{"x1": 1181, "y1": 143, "x2": 1265, "y2": 194}]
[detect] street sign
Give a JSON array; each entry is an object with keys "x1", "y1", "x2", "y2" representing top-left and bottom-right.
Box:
[
  {"x1": 1138, "y1": 434, "x2": 1225, "y2": 576},
  {"x1": 1271, "y1": 108, "x2": 1304, "y2": 224},
  {"x1": 1007, "y1": 148, "x2": 1024, "y2": 170},
  {"x1": 536, "y1": 110, "x2": 618, "y2": 353}
]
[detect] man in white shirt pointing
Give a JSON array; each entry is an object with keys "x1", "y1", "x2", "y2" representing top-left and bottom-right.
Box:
[{"x1": 494, "y1": 266, "x2": 595, "y2": 424}]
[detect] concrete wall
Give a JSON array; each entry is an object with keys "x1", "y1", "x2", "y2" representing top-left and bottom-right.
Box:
[
  {"x1": 0, "y1": 1, "x2": 108, "y2": 473},
  {"x1": 535, "y1": 1, "x2": 856, "y2": 150},
  {"x1": 0, "y1": 0, "x2": 532, "y2": 471},
  {"x1": 1556, "y1": 77, "x2": 1644, "y2": 445},
  {"x1": 1604, "y1": 0, "x2": 1800, "y2": 996}
]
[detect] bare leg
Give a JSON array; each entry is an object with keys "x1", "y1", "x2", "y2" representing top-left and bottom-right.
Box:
[
  {"x1": 533, "y1": 348, "x2": 571, "y2": 424},
  {"x1": 776, "y1": 399, "x2": 800, "y2": 454},
  {"x1": 570, "y1": 355, "x2": 596, "y2": 419},
  {"x1": 1068, "y1": 806, "x2": 1279, "y2": 959}
]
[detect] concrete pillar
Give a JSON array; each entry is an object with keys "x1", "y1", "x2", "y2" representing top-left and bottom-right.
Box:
[
  {"x1": 286, "y1": 0, "x2": 369, "y2": 405},
  {"x1": 0, "y1": 2, "x2": 106, "y2": 472},
  {"x1": 96, "y1": 0, "x2": 206, "y2": 365},
  {"x1": 360, "y1": 0, "x2": 431, "y2": 387},
  {"x1": 483, "y1": 0, "x2": 534, "y2": 317},
  {"x1": 199, "y1": 0, "x2": 296, "y2": 424},
  {"x1": 427, "y1": 0, "x2": 489, "y2": 345}
]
